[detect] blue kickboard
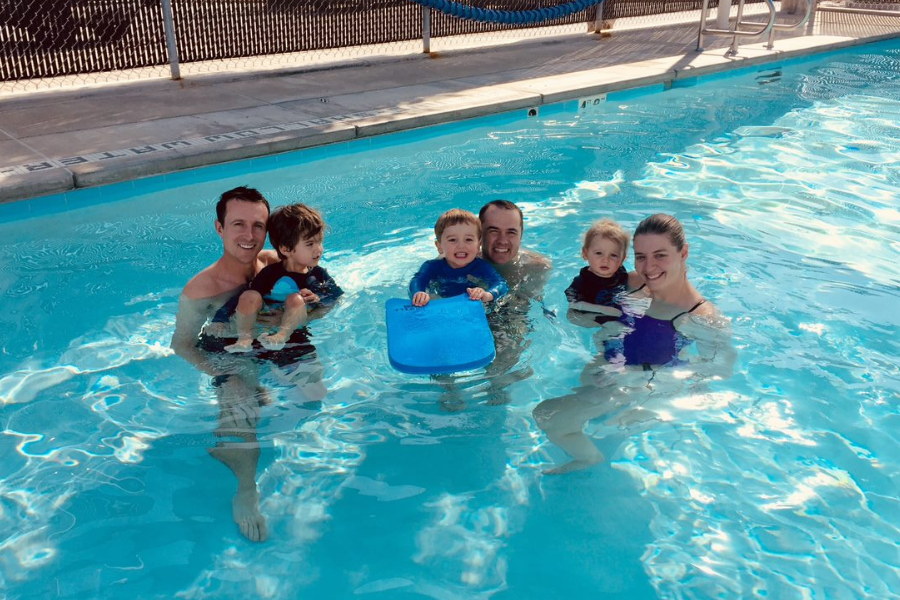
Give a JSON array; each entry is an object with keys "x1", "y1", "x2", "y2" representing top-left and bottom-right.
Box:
[{"x1": 386, "y1": 294, "x2": 496, "y2": 375}]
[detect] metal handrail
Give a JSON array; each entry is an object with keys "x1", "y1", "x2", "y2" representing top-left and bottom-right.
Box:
[
  {"x1": 767, "y1": 0, "x2": 814, "y2": 49},
  {"x1": 697, "y1": 0, "x2": 777, "y2": 55}
]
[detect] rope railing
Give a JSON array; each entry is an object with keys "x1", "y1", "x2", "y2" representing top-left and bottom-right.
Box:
[
  {"x1": 5, "y1": 0, "x2": 895, "y2": 89},
  {"x1": 406, "y1": 0, "x2": 605, "y2": 23}
]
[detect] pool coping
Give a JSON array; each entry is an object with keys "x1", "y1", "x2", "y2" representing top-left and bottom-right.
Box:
[{"x1": 2, "y1": 17, "x2": 900, "y2": 205}]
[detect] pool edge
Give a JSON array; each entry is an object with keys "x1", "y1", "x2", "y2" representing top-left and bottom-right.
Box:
[{"x1": 2, "y1": 26, "x2": 900, "y2": 206}]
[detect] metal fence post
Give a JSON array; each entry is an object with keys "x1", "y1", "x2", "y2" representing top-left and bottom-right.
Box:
[
  {"x1": 716, "y1": 0, "x2": 731, "y2": 29},
  {"x1": 423, "y1": 7, "x2": 431, "y2": 53},
  {"x1": 591, "y1": 0, "x2": 607, "y2": 33},
  {"x1": 161, "y1": 0, "x2": 181, "y2": 80}
]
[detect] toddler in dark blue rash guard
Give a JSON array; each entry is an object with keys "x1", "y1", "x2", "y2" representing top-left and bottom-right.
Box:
[{"x1": 565, "y1": 218, "x2": 630, "y2": 325}]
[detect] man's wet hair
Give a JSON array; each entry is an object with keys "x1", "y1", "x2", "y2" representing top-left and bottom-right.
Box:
[
  {"x1": 478, "y1": 199, "x2": 524, "y2": 232},
  {"x1": 216, "y1": 186, "x2": 270, "y2": 225}
]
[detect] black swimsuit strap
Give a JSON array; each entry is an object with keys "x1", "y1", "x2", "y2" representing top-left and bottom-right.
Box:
[
  {"x1": 626, "y1": 283, "x2": 647, "y2": 296},
  {"x1": 671, "y1": 299, "x2": 707, "y2": 322}
]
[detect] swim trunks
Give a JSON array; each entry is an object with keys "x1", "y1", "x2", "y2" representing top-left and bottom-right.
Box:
[{"x1": 199, "y1": 328, "x2": 316, "y2": 368}]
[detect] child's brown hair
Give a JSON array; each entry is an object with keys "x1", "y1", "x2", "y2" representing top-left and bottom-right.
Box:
[
  {"x1": 434, "y1": 208, "x2": 482, "y2": 240},
  {"x1": 268, "y1": 203, "x2": 325, "y2": 259}
]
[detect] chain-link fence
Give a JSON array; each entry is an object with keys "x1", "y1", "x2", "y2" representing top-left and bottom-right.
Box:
[
  {"x1": 0, "y1": 0, "x2": 597, "y2": 85},
  {"x1": 1, "y1": 0, "x2": 898, "y2": 92}
]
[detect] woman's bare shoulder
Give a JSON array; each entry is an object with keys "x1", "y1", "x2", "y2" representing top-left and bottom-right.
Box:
[
  {"x1": 686, "y1": 299, "x2": 730, "y2": 331},
  {"x1": 626, "y1": 271, "x2": 646, "y2": 293}
]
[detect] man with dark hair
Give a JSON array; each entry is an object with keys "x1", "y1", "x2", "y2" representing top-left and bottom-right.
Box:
[
  {"x1": 171, "y1": 185, "x2": 277, "y2": 542},
  {"x1": 214, "y1": 185, "x2": 269, "y2": 226},
  {"x1": 479, "y1": 200, "x2": 552, "y2": 299},
  {"x1": 477, "y1": 200, "x2": 553, "y2": 404},
  {"x1": 225, "y1": 202, "x2": 342, "y2": 353}
]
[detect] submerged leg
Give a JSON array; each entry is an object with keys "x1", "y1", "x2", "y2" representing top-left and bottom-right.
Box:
[
  {"x1": 482, "y1": 311, "x2": 532, "y2": 405},
  {"x1": 270, "y1": 353, "x2": 327, "y2": 403},
  {"x1": 224, "y1": 291, "x2": 264, "y2": 353},
  {"x1": 260, "y1": 293, "x2": 307, "y2": 351},
  {"x1": 533, "y1": 390, "x2": 616, "y2": 474},
  {"x1": 209, "y1": 374, "x2": 268, "y2": 541}
]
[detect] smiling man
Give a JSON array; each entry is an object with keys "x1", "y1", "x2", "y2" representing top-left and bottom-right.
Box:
[
  {"x1": 477, "y1": 200, "x2": 552, "y2": 404},
  {"x1": 479, "y1": 200, "x2": 551, "y2": 300},
  {"x1": 171, "y1": 186, "x2": 278, "y2": 542},
  {"x1": 172, "y1": 186, "x2": 277, "y2": 372}
]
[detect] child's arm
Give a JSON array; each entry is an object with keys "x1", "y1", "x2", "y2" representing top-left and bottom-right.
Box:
[
  {"x1": 409, "y1": 261, "x2": 437, "y2": 306},
  {"x1": 308, "y1": 267, "x2": 344, "y2": 307},
  {"x1": 470, "y1": 261, "x2": 508, "y2": 303},
  {"x1": 568, "y1": 301, "x2": 622, "y2": 317},
  {"x1": 298, "y1": 267, "x2": 344, "y2": 319},
  {"x1": 299, "y1": 288, "x2": 320, "y2": 305},
  {"x1": 300, "y1": 288, "x2": 337, "y2": 320},
  {"x1": 467, "y1": 287, "x2": 493, "y2": 303}
]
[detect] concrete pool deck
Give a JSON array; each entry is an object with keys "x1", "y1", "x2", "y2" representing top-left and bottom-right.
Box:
[{"x1": 1, "y1": 8, "x2": 899, "y2": 205}]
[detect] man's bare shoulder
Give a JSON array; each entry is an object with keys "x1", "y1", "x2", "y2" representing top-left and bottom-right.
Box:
[
  {"x1": 519, "y1": 249, "x2": 552, "y2": 271},
  {"x1": 259, "y1": 249, "x2": 279, "y2": 267},
  {"x1": 182, "y1": 256, "x2": 264, "y2": 300},
  {"x1": 182, "y1": 265, "x2": 220, "y2": 300}
]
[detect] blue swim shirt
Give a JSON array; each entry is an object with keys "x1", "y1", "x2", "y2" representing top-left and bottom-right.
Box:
[{"x1": 409, "y1": 257, "x2": 508, "y2": 300}]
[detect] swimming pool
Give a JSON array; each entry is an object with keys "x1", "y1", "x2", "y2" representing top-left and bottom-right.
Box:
[{"x1": 2, "y1": 37, "x2": 899, "y2": 599}]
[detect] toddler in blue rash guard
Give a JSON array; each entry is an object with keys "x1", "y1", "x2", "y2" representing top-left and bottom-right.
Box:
[{"x1": 409, "y1": 208, "x2": 508, "y2": 307}]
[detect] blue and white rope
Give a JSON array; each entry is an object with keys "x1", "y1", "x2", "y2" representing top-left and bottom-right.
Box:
[{"x1": 407, "y1": 0, "x2": 606, "y2": 24}]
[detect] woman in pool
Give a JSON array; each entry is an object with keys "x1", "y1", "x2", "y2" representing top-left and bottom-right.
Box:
[{"x1": 534, "y1": 213, "x2": 736, "y2": 474}]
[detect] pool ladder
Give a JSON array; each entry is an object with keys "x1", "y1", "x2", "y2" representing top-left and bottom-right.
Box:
[{"x1": 697, "y1": 0, "x2": 814, "y2": 55}]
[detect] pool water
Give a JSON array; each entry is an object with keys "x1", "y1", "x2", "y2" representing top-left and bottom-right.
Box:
[{"x1": 2, "y1": 39, "x2": 900, "y2": 599}]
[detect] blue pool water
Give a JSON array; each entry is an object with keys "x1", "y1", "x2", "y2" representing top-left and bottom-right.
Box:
[{"x1": 2, "y1": 39, "x2": 900, "y2": 599}]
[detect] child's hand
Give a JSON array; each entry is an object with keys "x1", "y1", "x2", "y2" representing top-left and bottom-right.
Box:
[
  {"x1": 299, "y1": 288, "x2": 319, "y2": 304},
  {"x1": 467, "y1": 288, "x2": 494, "y2": 303},
  {"x1": 412, "y1": 292, "x2": 430, "y2": 307}
]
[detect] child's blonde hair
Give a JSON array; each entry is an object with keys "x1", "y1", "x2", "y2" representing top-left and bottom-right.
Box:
[
  {"x1": 583, "y1": 218, "x2": 629, "y2": 256},
  {"x1": 435, "y1": 209, "x2": 482, "y2": 240}
]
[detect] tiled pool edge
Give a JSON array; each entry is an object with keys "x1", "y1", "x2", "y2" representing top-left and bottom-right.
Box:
[{"x1": 2, "y1": 29, "x2": 899, "y2": 206}]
